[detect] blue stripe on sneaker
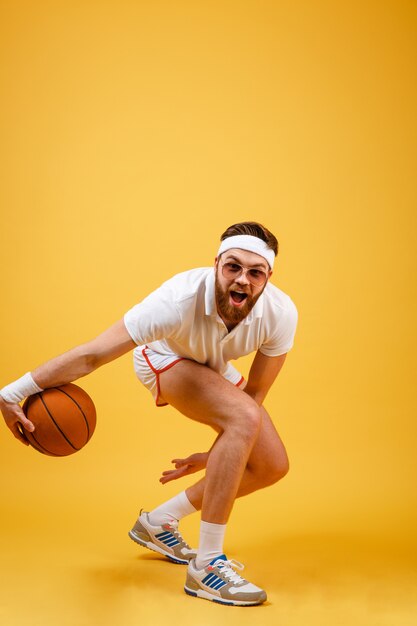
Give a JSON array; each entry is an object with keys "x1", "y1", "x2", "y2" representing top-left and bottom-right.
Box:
[
  {"x1": 209, "y1": 554, "x2": 227, "y2": 566},
  {"x1": 202, "y1": 573, "x2": 216, "y2": 585},
  {"x1": 155, "y1": 531, "x2": 181, "y2": 547},
  {"x1": 208, "y1": 576, "x2": 224, "y2": 589},
  {"x1": 213, "y1": 580, "x2": 227, "y2": 590},
  {"x1": 165, "y1": 538, "x2": 180, "y2": 547},
  {"x1": 156, "y1": 531, "x2": 171, "y2": 540}
]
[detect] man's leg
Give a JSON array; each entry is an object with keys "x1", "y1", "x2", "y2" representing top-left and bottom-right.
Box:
[
  {"x1": 184, "y1": 405, "x2": 289, "y2": 510},
  {"x1": 157, "y1": 360, "x2": 272, "y2": 605},
  {"x1": 150, "y1": 405, "x2": 288, "y2": 521},
  {"x1": 158, "y1": 359, "x2": 263, "y2": 525},
  {"x1": 129, "y1": 360, "x2": 262, "y2": 568},
  {"x1": 140, "y1": 405, "x2": 288, "y2": 568},
  {"x1": 149, "y1": 406, "x2": 288, "y2": 525}
]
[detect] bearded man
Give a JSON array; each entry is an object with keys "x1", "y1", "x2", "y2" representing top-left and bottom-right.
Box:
[{"x1": 0, "y1": 221, "x2": 298, "y2": 606}]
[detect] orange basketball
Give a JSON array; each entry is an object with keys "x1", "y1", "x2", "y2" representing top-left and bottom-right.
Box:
[{"x1": 22, "y1": 383, "x2": 96, "y2": 456}]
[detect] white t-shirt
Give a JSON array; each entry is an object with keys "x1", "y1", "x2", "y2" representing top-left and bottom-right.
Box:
[{"x1": 124, "y1": 267, "x2": 298, "y2": 381}]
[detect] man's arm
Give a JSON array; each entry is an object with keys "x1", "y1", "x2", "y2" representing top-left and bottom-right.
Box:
[
  {"x1": 30, "y1": 319, "x2": 136, "y2": 389},
  {"x1": 0, "y1": 319, "x2": 137, "y2": 444},
  {"x1": 244, "y1": 350, "x2": 287, "y2": 406}
]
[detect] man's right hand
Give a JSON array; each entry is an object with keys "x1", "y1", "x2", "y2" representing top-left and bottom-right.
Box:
[{"x1": 0, "y1": 396, "x2": 35, "y2": 446}]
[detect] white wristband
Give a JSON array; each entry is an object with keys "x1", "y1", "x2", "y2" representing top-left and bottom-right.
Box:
[{"x1": 0, "y1": 372, "x2": 43, "y2": 403}]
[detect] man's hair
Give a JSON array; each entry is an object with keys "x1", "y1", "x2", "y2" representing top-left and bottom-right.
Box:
[{"x1": 220, "y1": 221, "x2": 279, "y2": 256}]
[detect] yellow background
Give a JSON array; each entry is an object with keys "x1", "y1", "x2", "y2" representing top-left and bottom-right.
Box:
[{"x1": 1, "y1": 1, "x2": 416, "y2": 624}]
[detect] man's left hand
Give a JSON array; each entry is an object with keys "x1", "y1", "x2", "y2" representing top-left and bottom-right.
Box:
[{"x1": 159, "y1": 452, "x2": 209, "y2": 484}]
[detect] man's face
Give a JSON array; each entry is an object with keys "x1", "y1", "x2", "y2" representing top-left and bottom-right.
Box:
[{"x1": 214, "y1": 248, "x2": 272, "y2": 326}]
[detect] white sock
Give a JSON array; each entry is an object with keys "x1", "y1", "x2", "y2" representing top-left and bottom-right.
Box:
[
  {"x1": 195, "y1": 520, "x2": 227, "y2": 570},
  {"x1": 147, "y1": 491, "x2": 197, "y2": 527}
]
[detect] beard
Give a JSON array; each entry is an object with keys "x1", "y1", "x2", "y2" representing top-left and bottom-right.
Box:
[{"x1": 215, "y1": 271, "x2": 264, "y2": 325}]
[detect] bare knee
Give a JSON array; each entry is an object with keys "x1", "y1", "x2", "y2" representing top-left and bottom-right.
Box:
[
  {"x1": 228, "y1": 403, "x2": 262, "y2": 444},
  {"x1": 267, "y1": 453, "x2": 290, "y2": 485},
  {"x1": 250, "y1": 452, "x2": 290, "y2": 488}
]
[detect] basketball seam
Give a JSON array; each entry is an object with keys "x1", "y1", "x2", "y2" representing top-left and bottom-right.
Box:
[
  {"x1": 28, "y1": 430, "x2": 58, "y2": 456},
  {"x1": 39, "y1": 394, "x2": 81, "y2": 451},
  {"x1": 56, "y1": 387, "x2": 91, "y2": 443},
  {"x1": 28, "y1": 437, "x2": 49, "y2": 454}
]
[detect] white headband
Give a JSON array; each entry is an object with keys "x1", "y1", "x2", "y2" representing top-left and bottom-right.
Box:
[{"x1": 217, "y1": 235, "x2": 275, "y2": 269}]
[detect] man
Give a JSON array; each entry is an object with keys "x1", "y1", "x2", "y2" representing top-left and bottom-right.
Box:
[{"x1": 0, "y1": 221, "x2": 298, "y2": 606}]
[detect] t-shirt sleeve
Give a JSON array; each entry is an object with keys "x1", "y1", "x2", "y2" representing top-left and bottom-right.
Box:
[
  {"x1": 259, "y1": 299, "x2": 298, "y2": 357},
  {"x1": 123, "y1": 285, "x2": 181, "y2": 346}
]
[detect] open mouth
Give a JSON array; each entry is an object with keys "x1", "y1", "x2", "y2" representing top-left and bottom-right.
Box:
[{"x1": 230, "y1": 290, "x2": 248, "y2": 305}]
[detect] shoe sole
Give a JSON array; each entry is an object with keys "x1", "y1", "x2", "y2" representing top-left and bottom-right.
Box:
[
  {"x1": 128, "y1": 529, "x2": 189, "y2": 565},
  {"x1": 184, "y1": 585, "x2": 266, "y2": 606}
]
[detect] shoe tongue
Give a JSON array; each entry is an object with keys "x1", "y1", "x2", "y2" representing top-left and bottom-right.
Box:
[{"x1": 209, "y1": 554, "x2": 227, "y2": 566}]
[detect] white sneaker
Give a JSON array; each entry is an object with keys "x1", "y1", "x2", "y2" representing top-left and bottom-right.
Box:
[
  {"x1": 128, "y1": 510, "x2": 196, "y2": 565},
  {"x1": 184, "y1": 554, "x2": 267, "y2": 606}
]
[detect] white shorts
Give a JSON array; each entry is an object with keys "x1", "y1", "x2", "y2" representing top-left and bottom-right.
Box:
[{"x1": 133, "y1": 345, "x2": 245, "y2": 407}]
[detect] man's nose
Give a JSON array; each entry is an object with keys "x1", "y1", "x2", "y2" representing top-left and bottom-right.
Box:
[{"x1": 236, "y1": 269, "x2": 250, "y2": 285}]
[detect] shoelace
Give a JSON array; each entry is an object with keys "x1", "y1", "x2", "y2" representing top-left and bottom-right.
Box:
[{"x1": 215, "y1": 559, "x2": 245, "y2": 585}]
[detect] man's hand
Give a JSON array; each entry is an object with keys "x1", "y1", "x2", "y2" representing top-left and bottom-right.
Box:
[
  {"x1": 160, "y1": 452, "x2": 209, "y2": 484},
  {"x1": 0, "y1": 396, "x2": 35, "y2": 446}
]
